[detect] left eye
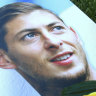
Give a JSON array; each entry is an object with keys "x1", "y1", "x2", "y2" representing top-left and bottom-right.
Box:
[{"x1": 53, "y1": 26, "x2": 63, "y2": 31}]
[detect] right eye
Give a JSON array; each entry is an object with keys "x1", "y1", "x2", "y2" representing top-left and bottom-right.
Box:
[{"x1": 22, "y1": 32, "x2": 39, "y2": 41}]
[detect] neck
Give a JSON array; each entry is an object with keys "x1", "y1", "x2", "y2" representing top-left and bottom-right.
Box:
[
  {"x1": 16, "y1": 64, "x2": 96, "y2": 96},
  {"x1": 17, "y1": 70, "x2": 88, "y2": 96},
  {"x1": 20, "y1": 73, "x2": 64, "y2": 96}
]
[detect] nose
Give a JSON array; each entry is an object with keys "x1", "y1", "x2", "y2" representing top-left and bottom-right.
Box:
[{"x1": 44, "y1": 35, "x2": 63, "y2": 51}]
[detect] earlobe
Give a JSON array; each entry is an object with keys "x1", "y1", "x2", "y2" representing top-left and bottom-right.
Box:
[{"x1": 0, "y1": 50, "x2": 16, "y2": 69}]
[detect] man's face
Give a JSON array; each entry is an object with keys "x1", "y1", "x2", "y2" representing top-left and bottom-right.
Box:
[{"x1": 5, "y1": 10, "x2": 88, "y2": 80}]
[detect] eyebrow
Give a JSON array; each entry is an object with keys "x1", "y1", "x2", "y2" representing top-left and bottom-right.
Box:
[
  {"x1": 15, "y1": 28, "x2": 37, "y2": 38},
  {"x1": 47, "y1": 22, "x2": 59, "y2": 27},
  {"x1": 15, "y1": 22, "x2": 62, "y2": 38}
]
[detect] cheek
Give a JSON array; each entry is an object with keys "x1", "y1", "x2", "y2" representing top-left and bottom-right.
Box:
[
  {"x1": 8, "y1": 41, "x2": 44, "y2": 64},
  {"x1": 25, "y1": 44, "x2": 42, "y2": 53},
  {"x1": 59, "y1": 32, "x2": 78, "y2": 44},
  {"x1": 15, "y1": 41, "x2": 43, "y2": 55}
]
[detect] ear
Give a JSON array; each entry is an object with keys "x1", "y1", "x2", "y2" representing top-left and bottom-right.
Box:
[
  {"x1": 0, "y1": 50, "x2": 17, "y2": 69},
  {"x1": 70, "y1": 27, "x2": 83, "y2": 45},
  {"x1": 70, "y1": 27, "x2": 78, "y2": 38}
]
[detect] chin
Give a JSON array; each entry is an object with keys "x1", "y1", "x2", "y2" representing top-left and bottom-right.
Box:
[
  {"x1": 56, "y1": 70, "x2": 88, "y2": 86},
  {"x1": 49, "y1": 64, "x2": 88, "y2": 81},
  {"x1": 38, "y1": 68, "x2": 89, "y2": 88}
]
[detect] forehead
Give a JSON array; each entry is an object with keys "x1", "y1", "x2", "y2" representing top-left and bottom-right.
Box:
[
  {"x1": 5, "y1": 10, "x2": 64, "y2": 41},
  {"x1": 5, "y1": 10, "x2": 63, "y2": 29}
]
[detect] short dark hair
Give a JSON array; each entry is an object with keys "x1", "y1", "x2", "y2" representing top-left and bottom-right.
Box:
[
  {"x1": 0, "y1": 2, "x2": 64, "y2": 51},
  {"x1": 0, "y1": 2, "x2": 43, "y2": 51}
]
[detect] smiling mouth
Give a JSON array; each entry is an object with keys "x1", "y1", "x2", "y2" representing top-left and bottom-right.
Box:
[{"x1": 50, "y1": 52, "x2": 73, "y2": 66}]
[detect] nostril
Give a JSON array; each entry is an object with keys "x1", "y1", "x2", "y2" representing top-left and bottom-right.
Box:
[
  {"x1": 60, "y1": 42, "x2": 63, "y2": 45},
  {"x1": 49, "y1": 46, "x2": 55, "y2": 49}
]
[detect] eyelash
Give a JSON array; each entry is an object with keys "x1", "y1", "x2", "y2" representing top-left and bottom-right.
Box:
[
  {"x1": 22, "y1": 32, "x2": 38, "y2": 41},
  {"x1": 21, "y1": 26, "x2": 65, "y2": 41},
  {"x1": 52, "y1": 26, "x2": 64, "y2": 31}
]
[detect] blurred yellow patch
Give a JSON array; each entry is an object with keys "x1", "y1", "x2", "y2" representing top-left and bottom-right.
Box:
[{"x1": 83, "y1": 92, "x2": 96, "y2": 96}]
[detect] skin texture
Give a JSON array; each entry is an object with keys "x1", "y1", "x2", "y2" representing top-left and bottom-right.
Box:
[
  {"x1": 5, "y1": 10, "x2": 88, "y2": 79},
  {"x1": 2, "y1": 10, "x2": 93, "y2": 96}
]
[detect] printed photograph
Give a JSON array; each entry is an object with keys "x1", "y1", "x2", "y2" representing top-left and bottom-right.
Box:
[{"x1": 0, "y1": 0, "x2": 96, "y2": 96}]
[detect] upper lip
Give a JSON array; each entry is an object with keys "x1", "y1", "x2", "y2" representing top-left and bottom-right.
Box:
[{"x1": 50, "y1": 51, "x2": 73, "y2": 61}]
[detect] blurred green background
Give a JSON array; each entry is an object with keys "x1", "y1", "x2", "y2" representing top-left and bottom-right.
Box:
[{"x1": 71, "y1": 0, "x2": 96, "y2": 23}]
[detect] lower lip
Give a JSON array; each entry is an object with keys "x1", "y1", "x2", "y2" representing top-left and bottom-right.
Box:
[{"x1": 51, "y1": 55, "x2": 73, "y2": 66}]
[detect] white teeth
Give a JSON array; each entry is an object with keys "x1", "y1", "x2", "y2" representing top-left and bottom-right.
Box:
[{"x1": 53, "y1": 54, "x2": 71, "y2": 61}]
